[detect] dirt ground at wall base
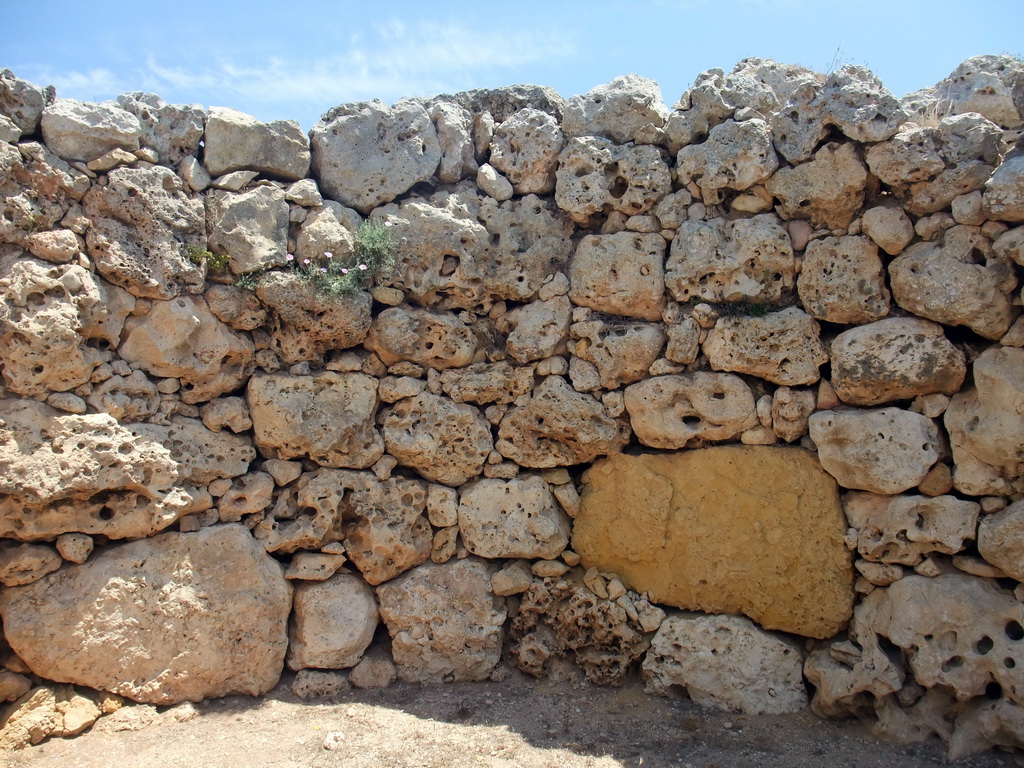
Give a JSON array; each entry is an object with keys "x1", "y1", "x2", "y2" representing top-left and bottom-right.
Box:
[{"x1": 3, "y1": 670, "x2": 1018, "y2": 768}]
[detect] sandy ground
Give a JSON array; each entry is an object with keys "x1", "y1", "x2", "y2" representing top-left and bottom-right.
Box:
[{"x1": 4, "y1": 670, "x2": 1018, "y2": 768}]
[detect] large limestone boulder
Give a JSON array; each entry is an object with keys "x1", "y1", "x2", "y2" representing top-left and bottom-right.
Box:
[
  {"x1": 561, "y1": 74, "x2": 668, "y2": 145},
  {"x1": 115, "y1": 92, "x2": 204, "y2": 166},
  {"x1": 501, "y1": 295, "x2": 572, "y2": 363},
  {"x1": 643, "y1": 614, "x2": 807, "y2": 715},
  {"x1": 365, "y1": 306, "x2": 477, "y2": 370},
  {"x1": 568, "y1": 232, "x2": 666, "y2": 321},
  {"x1": 205, "y1": 186, "x2": 290, "y2": 275},
  {"x1": 797, "y1": 236, "x2": 890, "y2": 324},
  {"x1": 571, "y1": 318, "x2": 665, "y2": 390},
  {"x1": 809, "y1": 408, "x2": 941, "y2": 494},
  {"x1": 573, "y1": 447, "x2": 853, "y2": 638},
  {"x1": 428, "y1": 101, "x2": 476, "y2": 184},
  {"x1": 766, "y1": 141, "x2": 868, "y2": 229},
  {"x1": 248, "y1": 371, "x2": 383, "y2": 469},
  {"x1": 203, "y1": 106, "x2": 310, "y2": 181},
  {"x1": 1, "y1": 68, "x2": 54, "y2": 136},
  {"x1": 376, "y1": 558, "x2": 506, "y2": 683},
  {"x1": 438, "y1": 361, "x2": 534, "y2": 405},
  {"x1": 488, "y1": 108, "x2": 563, "y2": 194},
  {"x1": 909, "y1": 55, "x2": 1024, "y2": 129},
  {"x1": 676, "y1": 119, "x2": 778, "y2": 204},
  {"x1": 40, "y1": 98, "x2": 141, "y2": 162},
  {"x1": 310, "y1": 99, "x2": 441, "y2": 214},
  {"x1": 0, "y1": 525, "x2": 292, "y2": 705},
  {"x1": 287, "y1": 572, "x2": 378, "y2": 670},
  {"x1": 0, "y1": 142, "x2": 90, "y2": 245},
  {"x1": 984, "y1": 152, "x2": 1024, "y2": 223},
  {"x1": 978, "y1": 499, "x2": 1024, "y2": 582},
  {"x1": 120, "y1": 294, "x2": 256, "y2": 404},
  {"x1": 457, "y1": 474, "x2": 570, "y2": 559},
  {"x1": 829, "y1": 318, "x2": 966, "y2": 406}
]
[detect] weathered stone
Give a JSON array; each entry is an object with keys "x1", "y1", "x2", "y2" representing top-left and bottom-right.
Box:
[
  {"x1": 862, "y1": 205, "x2": 915, "y2": 256},
  {"x1": 0, "y1": 525, "x2": 291, "y2": 705},
  {"x1": 496, "y1": 376, "x2": 630, "y2": 468},
  {"x1": 984, "y1": 153, "x2": 1024, "y2": 223},
  {"x1": 666, "y1": 214, "x2": 794, "y2": 304},
  {"x1": 704, "y1": 307, "x2": 827, "y2": 386},
  {"x1": 217, "y1": 472, "x2": 274, "y2": 522},
  {"x1": 206, "y1": 186, "x2": 290, "y2": 275},
  {"x1": 573, "y1": 447, "x2": 853, "y2": 638},
  {"x1": 623, "y1": 373, "x2": 757, "y2": 449},
  {"x1": 252, "y1": 469, "x2": 344, "y2": 553},
  {"x1": 555, "y1": 137, "x2": 671, "y2": 227},
  {"x1": 562, "y1": 75, "x2": 668, "y2": 145},
  {"x1": 383, "y1": 392, "x2": 493, "y2": 486},
  {"x1": 199, "y1": 396, "x2": 251, "y2": 434},
  {"x1": 676, "y1": 119, "x2": 778, "y2": 204},
  {"x1": 120, "y1": 295, "x2": 255, "y2": 404},
  {"x1": 458, "y1": 474, "x2": 570, "y2": 559},
  {"x1": 491, "y1": 560, "x2": 535, "y2": 596},
  {"x1": 0, "y1": 69, "x2": 53, "y2": 136},
  {"x1": 288, "y1": 572, "x2": 378, "y2": 670},
  {"x1": 55, "y1": 532, "x2": 93, "y2": 564},
  {"x1": 571, "y1": 319, "x2": 665, "y2": 390},
  {"x1": 797, "y1": 236, "x2": 890, "y2": 324},
  {"x1": 568, "y1": 232, "x2": 666, "y2": 320},
  {"x1": 829, "y1": 318, "x2": 966, "y2": 406},
  {"x1": 844, "y1": 492, "x2": 980, "y2": 565},
  {"x1": 643, "y1": 614, "x2": 807, "y2": 714},
  {"x1": 489, "y1": 108, "x2": 563, "y2": 194},
  {"x1": 0, "y1": 142, "x2": 90, "y2": 245},
  {"x1": 0, "y1": 685, "x2": 103, "y2": 750},
  {"x1": 366, "y1": 306, "x2": 477, "y2": 370},
  {"x1": 284, "y1": 551, "x2": 347, "y2": 581},
  {"x1": 439, "y1": 361, "x2": 534, "y2": 405},
  {"x1": 131, "y1": 416, "x2": 254, "y2": 486},
  {"x1": 918, "y1": 55, "x2": 1024, "y2": 129},
  {"x1": 766, "y1": 142, "x2": 868, "y2": 229},
  {"x1": 771, "y1": 387, "x2": 816, "y2": 443},
  {"x1": 978, "y1": 499, "x2": 1024, "y2": 583},
  {"x1": 290, "y1": 669, "x2": 349, "y2": 699},
  {"x1": 27, "y1": 228, "x2": 80, "y2": 264},
  {"x1": 428, "y1": 101, "x2": 476, "y2": 184},
  {"x1": 203, "y1": 106, "x2": 310, "y2": 181},
  {"x1": 348, "y1": 647, "x2": 398, "y2": 690},
  {"x1": 248, "y1": 371, "x2": 382, "y2": 469},
  {"x1": 41, "y1": 98, "x2": 141, "y2": 163},
  {"x1": 310, "y1": 99, "x2": 441, "y2": 214},
  {"x1": 115, "y1": 92, "x2": 204, "y2": 166},
  {"x1": 376, "y1": 558, "x2": 506, "y2": 683},
  {"x1": 501, "y1": 296, "x2": 572, "y2": 363},
  {"x1": 809, "y1": 408, "x2": 940, "y2": 494},
  {"x1": 86, "y1": 371, "x2": 160, "y2": 422},
  {"x1": 205, "y1": 284, "x2": 266, "y2": 331},
  {"x1": 476, "y1": 163, "x2": 512, "y2": 200},
  {"x1": 0, "y1": 543, "x2": 62, "y2": 586}
]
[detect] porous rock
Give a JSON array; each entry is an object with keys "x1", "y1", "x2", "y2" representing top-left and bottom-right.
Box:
[
  {"x1": 0, "y1": 685, "x2": 101, "y2": 751},
  {"x1": 0, "y1": 68, "x2": 54, "y2": 136},
  {"x1": 88, "y1": 371, "x2": 161, "y2": 422},
  {"x1": 203, "y1": 106, "x2": 310, "y2": 181},
  {"x1": 205, "y1": 186, "x2": 290, "y2": 275},
  {"x1": 366, "y1": 306, "x2": 477, "y2": 370},
  {"x1": 862, "y1": 205, "x2": 915, "y2": 256},
  {"x1": 797, "y1": 236, "x2": 890, "y2": 324},
  {"x1": 287, "y1": 572, "x2": 378, "y2": 670},
  {"x1": 41, "y1": 98, "x2": 141, "y2": 163},
  {"x1": 771, "y1": 386, "x2": 816, "y2": 443},
  {"x1": 439, "y1": 361, "x2": 534, "y2": 405},
  {"x1": 676, "y1": 119, "x2": 778, "y2": 204},
  {"x1": 561, "y1": 74, "x2": 668, "y2": 145},
  {"x1": 984, "y1": 153, "x2": 1024, "y2": 223},
  {"x1": 428, "y1": 101, "x2": 476, "y2": 184},
  {"x1": 501, "y1": 295, "x2": 572, "y2": 363},
  {"x1": 571, "y1": 319, "x2": 665, "y2": 390},
  {"x1": 0, "y1": 142, "x2": 90, "y2": 245},
  {"x1": 978, "y1": 499, "x2": 1024, "y2": 583},
  {"x1": 568, "y1": 232, "x2": 666, "y2": 320},
  {"x1": 457, "y1": 474, "x2": 570, "y2": 559},
  {"x1": 115, "y1": 92, "x2": 204, "y2": 166},
  {"x1": 489, "y1": 108, "x2": 563, "y2": 194},
  {"x1": 0, "y1": 543, "x2": 62, "y2": 586},
  {"x1": 766, "y1": 141, "x2": 868, "y2": 230}
]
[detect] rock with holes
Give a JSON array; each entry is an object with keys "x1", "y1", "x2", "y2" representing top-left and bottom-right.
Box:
[
  {"x1": 501, "y1": 296, "x2": 572, "y2": 364},
  {"x1": 310, "y1": 99, "x2": 441, "y2": 214},
  {"x1": 555, "y1": 137, "x2": 671, "y2": 227},
  {"x1": 217, "y1": 472, "x2": 274, "y2": 522},
  {"x1": 200, "y1": 396, "x2": 251, "y2": 434},
  {"x1": 489, "y1": 108, "x2": 563, "y2": 194},
  {"x1": 0, "y1": 543, "x2": 62, "y2": 586},
  {"x1": 624, "y1": 373, "x2": 757, "y2": 449},
  {"x1": 978, "y1": 499, "x2": 1024, "y2": 583},
  {"x1": 254, "y1": 272, "x2": 372, "y2": 364},
  {"x1": 439, "y1": 361, "x2": 535, "y2": 405},
  {"x1": 205, "y1": 284, "x2": 267, "y2": 331},
  {"x1": 771, "y1": 387, "x2": 816, "y2": 443},
  {"x1": 910, "y1": 55, "x2": 1024, "y2": 129},
  {"x1": 797, "y1": 236, "x2": 890, "y2": 324},
  {"x1": 496, "y1": 376, "x2": 630, "y2": 468},
  {"x1": 843, "y1": 492, "x2": 980, "y2": 565},
  {"x1": 643, "y1": 613, "x2": 807, "y2": 714},
  {"x1": 383, "y1": 392, "x2": 493, "y2": 486},
  {"x1": 0, "y1": 524, "x2": 291, "y2": 705},
  {"x1": 376, "y1": 557, "x2": 506, "y2": 683},
  {"x1": 40, "y1": 98, "x2": 141, "y2": 163},
  {"x1": 428, "y1": 101, "x2": 476, "y2": 184},
  {"x1": 203, "y1": 106, "x2": 310, "y2": 181},
  {"x1": 704, "y1": 307, "x2": 827, "y2": 386},
  {"x1": 666, "y1": 214, "x2": 794, "y2": 305},
  {"x1": 829, "y1": 318, "x2": 966, "y2": 406},
  {"x1": 1, "y1": 69, "x2": 53, "y2": 137},
  {"x1": 87, "y1": 371, "x2": 161, "y2": 422},
  {"x1": 119, "y1": 295, "x2": 255, "y2": 404},
  {"x1": 0, "y1": 142, "x2": 90, "y2": 246},
  {"x1": 945, "y1": 347, "x2": 1024, "y2": 496},
  {"x1": 676, "y1": 119, "x2": 778, "y2": 205},
  {"x1": 115, "y1": 92, "x2": 204, "y2": 167},
  {"x1": 294, "y1": 201, "x2": 358, "y2": 266},
  {"x1": 568, "y1": 232, "x2": 666, "y2": 321},
  {"x1": 205, "y1": 186, "x2": 290, "y2": 275},
  {"x1": 561, "y1": 75, "x2": 668, "y2": 145},
  {"x1": 82, "y1": 167, "x2": 206, "y2": 299},
  {"x1": 766, "y1": 142, "x2": 868, "y2": 230},
  {"x1": 809, "y1": 408, "x2": 940, "y2": 494},
  {"x1": 252, "y1": 468, "x2": 346, "y2": 553},
  {"x1": 131, "y1": 416, "x2": 254, "y2": 486},
  {"x1": 862, "y1": 206, "x2": 915, "y2": 256},
  {"x1": 984, "y1": 152, "x2": 1024, "y2": 223},
  {"x1": 366, "y1": 306, "x2": 477, "y2": 370},
  {"x1": 248, "y1": 371, "x2": 383, "y2": 469},
  {"x1": 457, "y1": 474, "x2": 570, "y2": 560},
  {"x1": 508, "y1": 571, "x2": 653, "y2": 685},
  {"x1": 573, "y1": 447, "x2": 853, "y2": 638},
  {"x1": 287, "y1": 572, "x2": 378, "y2": 670},
  {"x1": 571, "y1": 319, "x2": 665, "y2": 390},
  {"x1": 0, "y1": 259, "x2": 134, "y2": 397}
]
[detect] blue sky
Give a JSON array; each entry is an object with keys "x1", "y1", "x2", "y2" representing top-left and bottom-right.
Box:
[{"x1": 4, "y1": 0, "x2": 1022, "y2": 132}]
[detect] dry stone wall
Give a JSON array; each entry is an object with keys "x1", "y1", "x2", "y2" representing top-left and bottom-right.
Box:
[{"x1": 0, "y1": 54, "x2": 1023, "y2": 756}]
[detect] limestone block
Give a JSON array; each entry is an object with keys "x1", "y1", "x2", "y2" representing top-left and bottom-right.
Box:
[
  {"x1": 555, "y1": 137, "x2": 671, "y2": 227},
  {"x1": 287, "y1": 572, "x2": 378, "y2": 670},
  {"x1": 0, "y1": 259, "x2": 134, "y2": 397},
  {"x1": 979, "y1": 499, "x2": 1024, "y2": 583},
  {"x1": 0, "y1": 669, "x2": 31, "y2": 704},
  {"x1": 310, "y1": 99, "x2": 441, "y2": 214},
  {"x1": 0, "y1": 543, "x2": 62, "y2": 586},
  {"x1": 366, "y1": 306, "x2": 477, "y2": 370},
  {"x1": 809, "y1": 408, "x2": 940, "y2": 494},
  {"x1": 383, "y1": 392, "x2": 493, "y2": 486},
  {"x1": 489, "y1": 108, "x2": 563, "y2": 194},
  {"x1": 203, "y1": 106, "x2": 309, "y2": 181},
  {"x1": 704, "y1": 307, "x2": 827, "y2": 386},
  {"x1": 217, "y1": 472, "x2": 274, "y2": 522},
  {"x1": 844, "y1": 492, "x2": 980, "y2": 565},
  {"x1": 0, "y1": 142, "x2": 90, "y2": 245},
  {"x1": 0, "y1": 685, "x2": 103, "y2": 750},
  {"x1": 458, "y1": 474, "x2": 570, "y2": 559},
  {"x1": 254, "y1": 272, "x2": 372, "y2": 364},
  {"x1": 829, "y1": 318, "x2": 966, "y2": 406},
  {"x1": 666, "y1": 214, "x2": 794, "y2": 304},
  {"x1": 568, "y1": 232, "x2": 666, "y2": 320},
  {"x1": 115, "y1": 92, "x2": 204, "y2": 167},
  {"x1": 922, "y1": 54, "x2": 1024, "y2": 129},
  {"x1": 994, "y1": 226, "x2": 1024, "y2": 267},
  {"x1": 572, "y1": 447, "x2": 852, "y2": 638},
  {"x1": 643, "y1": 614, "x2": 807, "y2": 715},
  {"x1": 252, "y1": 468, "x2": 347, "y2": 553},
  {"x1": 496, "y1": 376, "x2": 630, "y2": 468},
  {"x1": 199, "y1": 396, "x2": 251, "y2": 433},
  {"x1": 766, "y1": 142, "x2": 868, "y2": 230},
  {"x1": 120, "y1": 295, "x2": 255, "y2": 404},
  {"x1": 376, "y1": 558, "x2": 506, "y2": 683},
  {"x1": 428, "y1": 101, "x2": 476, "y2": 184},
  {"x1": 0, "y1": 525, "x2": 291, "y2": 705},
  {"x1": 55, "y1": 532, "x2": 93, "y2": 564},
  {"x1": 284, "y1": 552, "x2": 347, "y2": 581},
  {"x1": 87, "y1": 371, "x2": 161, "y2": 422},
  {"x1": 862, "y1": 205, "x2": 915, "y2": 256},
  {"x1": 439, "y1": 361, "x2": 534, "y2": 405},
  {"x1": 248, "y1": 371, "x2": 383, "y2": 469},
  {"x1": 132, "y1": 416, "x2": 254, "y2": 486},
  {"x1": 294, "y1": 201, "x2": 358, "y2": 266},
  {"x1": 349, "y1": 647, "x2": 398, "y2": 690},
  {"x1": 82, "y1": 167, "x2": 206, "y2": 299},
  {"x1": 945, "y1": 347, "x2": 1024, "y2": 496},
  {"x1": 41, "y1": 98, "x2": 141, "y2": 162},
  {"x1": 571, "y1": 319, "x2": 665, "y2": 390},
  {"x1": 27, "y1": 228, "x2": 80, "y2": 263},
  {"x1": 984, "y1": 153, "x2": 1024, "y2": 223},
  {"x1": 476, "y1": 163, "x2": 512, "y2": 201},
  {"x1": 501, "y1": 295, "x2": 572, "y2": 363},
  {"x1": 562, "y1": 74, "x2": 668, "y2": 145},
  {"x1": 797, "y1": 236, "x2": 890, "y2": 324},
  {"x1": 491, "y1": 560, "x2": 535, "y2": 596},
  {"x1": 0, "y1": 68, "x2": 53, "y2": 136},
  {"x1": 771, "y1": 386, "x2": 816, "y2": 443},
  {"x1": 205, "y1": 186, "x2": 290, "y2": 275},
  {"x1": 205, "y1": 284, "x2": 267, "y2": 331},
  {"x1": 676, "y1": 119, "x2": 778, "y2": 204},
  {"x1": 624, "y1": 373, "x2": 757, "y2": 449}
]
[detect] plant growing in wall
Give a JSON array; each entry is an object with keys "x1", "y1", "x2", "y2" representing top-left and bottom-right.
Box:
[{"x1": 187, "y1": 245, "x2": 231, "y2": 276}]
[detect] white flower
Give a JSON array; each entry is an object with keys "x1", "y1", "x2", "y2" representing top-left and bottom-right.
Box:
[
  {"x1": 286, "y1": 253, "x2": 295, "y2": 261},
  {"x1": 358, "y1": 263, "x2": 368, "y2": 270},
  {"x1": 341, "y1": 268, "x2": 349, "y2": 274},
  {"x1": 324, "y1": 251, "x2": 333, "y2": 259},
  {"x1": 303, "y1": 258, "x2": 311, "y2": 265}
]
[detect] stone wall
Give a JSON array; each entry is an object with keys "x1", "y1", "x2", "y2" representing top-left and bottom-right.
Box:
[{"x1": 0, "y1": 55, "x2": 1023, "y2": 756}]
